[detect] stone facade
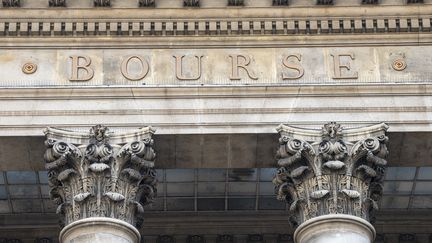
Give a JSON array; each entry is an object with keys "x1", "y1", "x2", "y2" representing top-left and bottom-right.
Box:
[{"x1": 0, "y1": 0, "x2": 431, "y2": 242}]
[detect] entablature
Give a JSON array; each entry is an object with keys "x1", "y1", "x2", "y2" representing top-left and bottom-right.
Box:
[
  {"x1": 0, "y1": 5, "x2": 430, "y2": 43},
  {"x1": 0, "y1": 0, "x2": 428, "y2": 9}
]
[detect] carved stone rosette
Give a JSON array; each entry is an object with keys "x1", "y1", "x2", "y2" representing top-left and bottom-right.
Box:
[
  {"x1": 273, "y1": 122, "x2": 389, "y2": 227},
  {"x1": 44, "y1": 125, "x2": 157, "y2": 229}
]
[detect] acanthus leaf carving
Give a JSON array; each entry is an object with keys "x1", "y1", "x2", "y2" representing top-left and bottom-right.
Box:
[
  {"x1": 273, "y1": 122, "x2": 388, "y2": 227},
  {"x1": 44, "y1": 125, "x2": 157, "y2": 228}
]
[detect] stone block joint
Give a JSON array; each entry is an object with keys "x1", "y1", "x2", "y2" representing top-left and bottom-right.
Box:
[
  {"x1": 44, "y1": 125, "x2": 157, "y2": 229},
  {"x1": 273, "y1": 122, "x2": 389, "y2": 228}
]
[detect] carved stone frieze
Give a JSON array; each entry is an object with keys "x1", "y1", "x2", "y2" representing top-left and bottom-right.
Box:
[
  {"x1": 139, "y1": 0, "x2": 155, "y2": 7},
  {"x1": 48, "y1": 0, "x2": 65, "y2": 7},
  {"x1": 228, "y1": 0, "x2": 243, "y2": 6},
  {"x1": 2, "y1": 0, "x2": 19, "y2": 7},
  {"x1": 273, "y1": 122, "x2": 388, "y2": 227},
  {"x1": 44, "y1": 125, "x2": 157, "y2": 228},
  {"x1": 184, "y1": 0, "x2": 199, "y2": 7},
  {"x1": 317, "y1": 0, "x2": 333, "y2": 5},
  {"x1": 94, "y1": 0, "x2": 110, "y2": 7},
  {"x1": 362, "y1": 0, "x2": 379, "y2": 4},
  {"x1": 273, "y1": 0, "x2": 289, "y2": 5}
]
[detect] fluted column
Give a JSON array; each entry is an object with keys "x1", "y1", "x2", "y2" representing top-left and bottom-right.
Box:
[
  {"x1": 273, "y1": 122, "x2": 389, "y2": 243},
  {"x1": 44, "y1": 125, "x2": 157, "y2": 243}
]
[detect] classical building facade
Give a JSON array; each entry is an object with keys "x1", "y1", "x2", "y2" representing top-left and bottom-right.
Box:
[{"x1": 0, "y1": 0, "x2": 431, "y2": 242}]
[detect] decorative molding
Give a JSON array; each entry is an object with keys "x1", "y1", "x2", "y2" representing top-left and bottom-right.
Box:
[
  {"x1": 362, "y1": 0, "x2": 379, "y2": 4},
  {"x1": 48, "y1": 0, "x2": 65, "y2": 7},
  {"x1": 228, "y1": 0, "x2": 243, "y2": 6},
  {"x1": 2, "y1": 0, "x2": 19, "y2": 7},
  {"x1": 184, "y1": 0, "x2": 199, "y2": 7},
  {"x1": 44, "y1": 125, "x2": 157, "y2": 229},
  {"x1": 273, "y1": 0, "x2": 289, "y2": 5},
  {"x1": 0, "y1": 15, "x2": 428, "y2": 38},
  {"x1": 317, "y1": 0, "x2": 333, "y2": 5},
  {"x1": 139, "y1": 0, "x2": 155, "y2": 7},
  {"x1": 94, "y1": 0, "x2": 110, "y2": 7},
  {"x1": 273, "y1": 122, "x2": 389, "y2": 227}
]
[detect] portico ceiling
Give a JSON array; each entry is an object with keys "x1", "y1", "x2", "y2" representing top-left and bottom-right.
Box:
[{"x1": 0, "y1": 167, "x2": 431, "y2": 241}]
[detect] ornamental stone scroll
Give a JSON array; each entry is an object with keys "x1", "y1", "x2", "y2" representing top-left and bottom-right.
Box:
[
  {"x1": 273, "y1": 122, "x2": 389, "y2": 243},
  {"x1": 44, "y1": 125, "x2": 157, "y2": 243}
]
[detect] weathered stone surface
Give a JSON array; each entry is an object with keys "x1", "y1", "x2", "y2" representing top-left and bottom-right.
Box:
[
  {"x1": 273, "y1": 122, "x2": 388, "y2": 227},
  {"x1": 60, "y1": 218, "x2": 140, "y2": 243},
  {"x1": 44, "y1": 125, "x2": 157, "y2": 228},
  {"x1": 294, "y1": 214, "x2": 375, "y2": 243},
  {"x1": 0, "y1": 47, "x2": 430, "y2": 87}
]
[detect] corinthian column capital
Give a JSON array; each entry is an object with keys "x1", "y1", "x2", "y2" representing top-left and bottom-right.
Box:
[
  {"x1": 43, "y1": 125, "x2": 157, "y2": 236},
  {"x1": 273, "y1": 122, "x2": 389, "y2": 229}
]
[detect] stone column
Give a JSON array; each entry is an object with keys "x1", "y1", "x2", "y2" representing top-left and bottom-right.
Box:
[
  {"x1": 273, "y1": 122, "x2": 389, "y2": 243},
  {"x1": 43, "y1": 125, "x2": 157, "y2": 243}
]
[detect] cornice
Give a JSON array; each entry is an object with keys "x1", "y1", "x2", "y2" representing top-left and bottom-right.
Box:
[
  {"x1": 0, "y1": 6, "x2": 429, "y2": 45},
  {"x1": 0, "y1": 83, "x2": 431, "y2": 99}
]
